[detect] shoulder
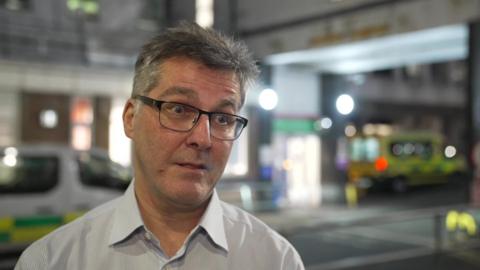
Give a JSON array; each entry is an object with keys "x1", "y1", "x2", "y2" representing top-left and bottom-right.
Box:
[
  {"x1": 15, "y1": 198, "x2": 120, "y2": 269},
  {"x1": 220, "y1": 201, "x2": 275, "y2": 234},
  {"x1": 220, "y1": 202, "x2": 299, "y2": 250},
  {"x1": 220, "y1": 202, "x2": 304, "y2": 269},
  {"x1": 45, "y1": 196, "x2": 119, "y2": 243}
]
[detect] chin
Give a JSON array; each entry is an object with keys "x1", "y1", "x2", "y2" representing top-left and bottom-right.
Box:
[
  {"x1": 173, "y1": 196, "x2": 210, "y2": 209},
  {"x1": 171, "y1": 186, "x2": 213, "y2": 207}
]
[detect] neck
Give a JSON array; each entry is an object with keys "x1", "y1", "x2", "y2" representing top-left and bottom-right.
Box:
[{"x1": 134, "y1": 182, "x2": 210, "y2": 257}]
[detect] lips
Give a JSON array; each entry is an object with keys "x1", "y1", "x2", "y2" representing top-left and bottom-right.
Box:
[{"x1": 177, "y1": 162, "x2": 208, "y2": 170}]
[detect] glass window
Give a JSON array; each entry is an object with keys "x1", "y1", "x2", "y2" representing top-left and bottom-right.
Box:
[
  {"x1": 223, "y1": 108, "x2": 249, "y2": 178},
  {"x1": 0, "y1": 155, "x2": 59, "y2": 194},
  {"x1": 77, "y1": 152, "x2": 131, "y2": 190},
  {"x1": 223, "y1": 125, "x2": 249, "y2": 177},
  {"x1": 364, "y1": 137, "x2": 380, "y2": 161},
  {"x1": 350, "y1": 137, "x2": 379, "y2": 162}
]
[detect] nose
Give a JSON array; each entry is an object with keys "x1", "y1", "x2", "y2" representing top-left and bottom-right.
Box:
[{"x1": 186, "y1": 114, "x2": 212, "y2": 150}]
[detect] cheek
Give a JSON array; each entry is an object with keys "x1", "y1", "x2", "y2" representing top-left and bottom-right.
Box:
[
  {"x1": 143, "y1": 133, "x2": 180, "y2": 159},
  {"x1": 213, "y1": 142, "x2": 233, "y2": 167},
  {"x1": 135, "y1": 119, "x2": 179, "y2": 164}
]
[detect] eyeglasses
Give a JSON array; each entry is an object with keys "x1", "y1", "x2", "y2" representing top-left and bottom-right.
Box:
[{"x1": 134, "y1": 95, "x2": 248, "y2": 141}]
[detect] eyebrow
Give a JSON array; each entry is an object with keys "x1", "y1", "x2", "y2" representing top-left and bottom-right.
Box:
[
  {"x1": 216, "y1": 98, "x2": 238, "y2": 112},
  {"x1": 158, "y1": 86, "x2": 240, "y2": 112},
  {"x1": 158, "y1": 87, "x2": 199, "y2": 100}
]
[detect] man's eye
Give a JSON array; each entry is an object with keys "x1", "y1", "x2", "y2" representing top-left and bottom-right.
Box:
[
  {"x1": 171, "y1": 105, "x2": 185, "y2": 114},
  {"x1": 214, "y1": 114, "x2": 233, "y2": 126},
  {"x1": 164, "y1": 103, "x2": 187, "y2": 115}
]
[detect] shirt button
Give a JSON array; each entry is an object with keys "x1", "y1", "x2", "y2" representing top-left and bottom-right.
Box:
[{"x1": 145, "y1": 232, "x2": 152, "y2": 241}]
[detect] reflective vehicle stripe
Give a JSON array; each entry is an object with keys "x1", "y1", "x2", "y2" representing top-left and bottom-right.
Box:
[
  {"x1": 15, "y1": 216, "x2": 63, "y2": 227},
  {"x1": 0, "y1": 217, "x2": 13, "y2": 231},
  {"x1": 0, "y1": 212, "x2": 84, "y2": 244},
  {"x1": 11, "y1": 226, "x2": 59, "y2": 243}
]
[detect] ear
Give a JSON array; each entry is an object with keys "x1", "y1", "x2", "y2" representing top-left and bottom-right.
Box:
[{"x1": 122, "y1": 99, "x2": 136, "y2": 139}]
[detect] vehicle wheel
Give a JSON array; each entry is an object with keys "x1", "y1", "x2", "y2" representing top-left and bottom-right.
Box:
[{"x1": 392, "y1": 178, "x2": 408, "y2": 193}]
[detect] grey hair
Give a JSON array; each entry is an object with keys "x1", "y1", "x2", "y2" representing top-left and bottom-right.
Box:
[{"x1": 132, "y1": 21, "x2": 259, "y2": 107}]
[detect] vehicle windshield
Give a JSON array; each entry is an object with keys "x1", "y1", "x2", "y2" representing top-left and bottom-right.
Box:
[{"x1": 389, "y1": 140, "x2": 433, "y2": 159}]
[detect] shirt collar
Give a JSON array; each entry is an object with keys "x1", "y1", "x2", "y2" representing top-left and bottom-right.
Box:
[
  {"x1": 109, "y1": 180, "x2": 144, "y2": 246},
  {"x1": 198, "y1": 189, "x2": 229, "y2": 252},
  {"x1": 108, "y1": 182, "x2": 229, "y2": 252}
]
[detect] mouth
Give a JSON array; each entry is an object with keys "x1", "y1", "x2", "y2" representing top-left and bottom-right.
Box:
[{"x1": 177, "y1": 162, "x2": 208, "y2": 171}]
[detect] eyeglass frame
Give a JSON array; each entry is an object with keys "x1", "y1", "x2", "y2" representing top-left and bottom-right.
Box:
[{"x1": 133, "y1": 95, "x2": 248, "y2": 141}]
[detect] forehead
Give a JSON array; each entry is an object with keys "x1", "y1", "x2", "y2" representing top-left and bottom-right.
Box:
[{"x1": 154, "y1": 57, "x2": 242, "y2": 109}]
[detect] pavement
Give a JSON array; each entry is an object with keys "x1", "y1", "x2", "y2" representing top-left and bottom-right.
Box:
[
  {"x1": 251, "y1": 203, "x2": 480, "y2": 270},
  {"x1": 251, "y1": 202, "x2": 452, "y2": 232},
  {"x1": 252, "y1": 204, "x2": 381, "y2": 232},
  {"x1": 251, "y1": 181, "x2": 474, "y2": 233}
]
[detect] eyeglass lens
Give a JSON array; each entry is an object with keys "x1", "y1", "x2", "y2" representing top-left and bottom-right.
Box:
[{"x1": 157, "y1": 102, "x2": 245, "y2": 140}]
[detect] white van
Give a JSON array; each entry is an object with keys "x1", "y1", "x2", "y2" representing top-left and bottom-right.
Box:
[{"x1": 0, "y1": 144, "x2": 131, "y2": 253}]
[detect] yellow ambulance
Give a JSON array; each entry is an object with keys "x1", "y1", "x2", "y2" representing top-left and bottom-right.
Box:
[{"x1": 347, "y1": 132, "x2": 467, "y2": 192}]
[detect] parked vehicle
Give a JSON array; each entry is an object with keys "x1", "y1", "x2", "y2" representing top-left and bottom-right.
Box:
[
  {"x1": 347, "y1": 132, "x2": 467, "y2": 192},
  {"x1": 0, "y1": 144, "x2": 131, "y2": 251}
]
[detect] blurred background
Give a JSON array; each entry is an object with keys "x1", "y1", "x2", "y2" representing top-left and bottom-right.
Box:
[{"x1": 1, "y1": 0, "x2": 480, "y2": 269}]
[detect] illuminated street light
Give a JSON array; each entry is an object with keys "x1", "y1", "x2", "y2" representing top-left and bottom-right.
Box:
[
  {"x1": 39, "y1": 109, "x2": 58, "y2": 129},
  {"x1": 3, "y1": 147, "x2": 18, "y2": 167},
  {"x1": 258, "y1": 88, "x2": 278, "y2": 110},
  {"x1": 445, "y1": 145, "x2": 457, "y2": 158},
  {"x1": 345, "y1": 124, "x2": 357, "y2": 137},
  {"x1": 336, "y1": 94, "x2": 354, "y2": 115},
  {"x1": 320, "y1": 117, "x2": 332, "y2": 129}
]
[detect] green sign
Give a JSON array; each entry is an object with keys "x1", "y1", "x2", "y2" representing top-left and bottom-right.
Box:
[{"x1": 273, "y1": 119, "x2": 316, "y2": 133}]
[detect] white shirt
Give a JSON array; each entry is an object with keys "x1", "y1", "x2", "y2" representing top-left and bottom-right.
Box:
[{"x1": 15, "y1": 181, "x2": 305, "y2": 270}]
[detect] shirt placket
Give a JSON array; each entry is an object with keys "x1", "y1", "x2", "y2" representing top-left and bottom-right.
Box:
[
  {"x1": 143, "y1": 230, "x2": 169, "y2": 268},
  {"x1": 161, "y1": 227, "x2": 203, "y2": 270}
]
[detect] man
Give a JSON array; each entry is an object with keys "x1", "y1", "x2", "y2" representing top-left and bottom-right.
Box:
[{"x1": 15, "y1": 22, "x2": 305, "y2": 269}]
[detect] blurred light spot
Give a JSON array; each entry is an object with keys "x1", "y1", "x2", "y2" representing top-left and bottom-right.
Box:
[
  {"x1": 109, "y1": 102, "x2": 131, "y2": 166},
  {"x1": 240, "y1": 185, "x2": 253, "y2": 210},
  {"x1": 5, "y1": 147, "x2": 18, "y2": 156},
  {"x1": 392, "y1": 144, "x2": 403, "y2": 156},
  {"x1": 446, "y1": 210, "x2": 477, "y2": 236},
  {"x1": 377, "y1": 124, "x2": 393, "y2": 136},
  {"x1": 345, "y1": 124, "x2": 356, "y2": 137},
  {"x1": 232, "y1": 164, "x2": 247, "y2": 175},
  {"x1": 3, "y1": 155, "x2": 17, "y2": 167},
  {"x1": 375, "y1": 157, "x2": 388, "y2": 172},
  {"x1": 196, "y1": 0, "x2": 214, "y2": 28},
  {"x1": 39, "y1": 109, "x2": 58, "y2": 129},
  {"x1": 363, "y1": 124, "x2": 375, "y2": 136},
  {"x1": 320, "y1": 117, "x2": 333, "y2": 129},
  {"x1": 404, "y1": 143, "x2": 415, "y2": 155},
  {"x1": 67, "y1": 0, "x2": 99, "y2": 15},
  {"x1": 336, "y1": 94, "x2": 354, "y2": 115},
  {"x1": 83, "y1": 1, "x2": 99, "y2": 14},
  {"x1": 282, "y1": 159, "x2": 293, "y2": 171},
  {"x1": 67, "y1": 0, "x2": 81, "y2": 10},
  {"x1": 445, "y1": 145, "x2": 457, "y2": 158},
  {"x1": 258, "y1": 88, "x2": 278, "y2": 110}
]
